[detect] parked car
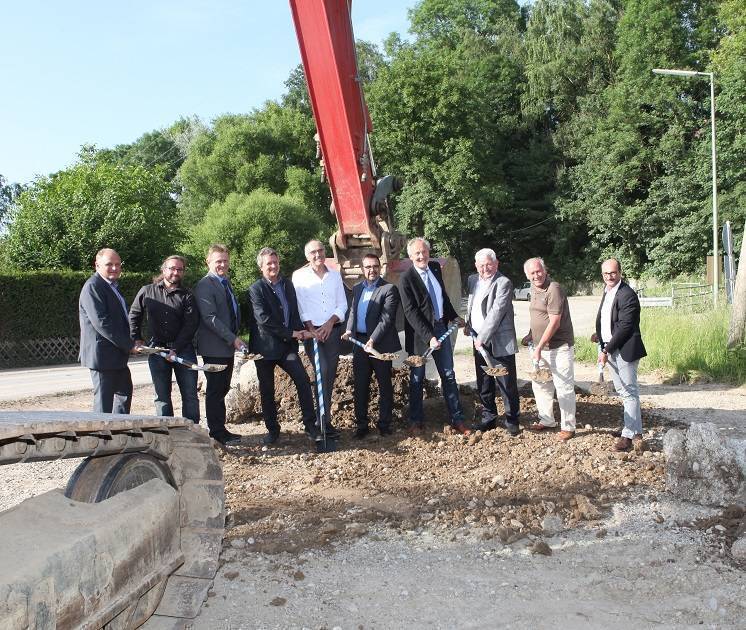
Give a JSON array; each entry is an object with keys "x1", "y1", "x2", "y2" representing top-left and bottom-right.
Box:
[{"x1": 514, "y1": 281, "x2": 531, "y2": 301}]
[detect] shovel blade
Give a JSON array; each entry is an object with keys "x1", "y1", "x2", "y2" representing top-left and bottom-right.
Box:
[
  {"x1": 316, "y1": 436, "x2": 338, "y2": 453},
  {"x1": 201, "y1": 363, "x2": 228, "y2": 372}
]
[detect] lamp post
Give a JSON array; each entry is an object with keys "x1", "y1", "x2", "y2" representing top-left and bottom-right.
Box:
[{"x1": 653, "y1": 68, "x2": 719, "y2": 308}]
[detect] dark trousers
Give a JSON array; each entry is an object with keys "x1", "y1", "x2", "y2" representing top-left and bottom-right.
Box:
[
  {"x1": 255, "y1": 352, "x2": 316, "y2": 434},
  {"x1": 303, "y1": 325, "x2": 342, "y2": 428},
  {"x1": 474, "y1": 348, "x2": 519, "y2": 425},
  {"x1": 90, "y1": 368, "x2": 132, "y2": 414},
  {"x1": 148, "y1": 345, "x2": 200, "y2": 422},
  {"x1": 408, "y1": 322, "x2": 464, "y2": 425},
  {"x1": 202, "y1": 355, "x2": 233, "y2": 437},
  {"x1": 353, "y1": 334, "x2": 393, "y2": 429}
]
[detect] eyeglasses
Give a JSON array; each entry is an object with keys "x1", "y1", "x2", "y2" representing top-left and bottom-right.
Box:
[
  {"x1": 165, "y1": 266, "x2": 185, "y2": 272},
  {"x1": 602, "y1": 271, "x2": 619, "y2": 277},
  {"x1": 363, "y1": 264, "x2": 380, "y2": 270}
]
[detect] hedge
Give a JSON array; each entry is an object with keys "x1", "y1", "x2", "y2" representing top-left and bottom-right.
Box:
[{"x1": 0, "y1": 269, "x2": 244, "y2": 342}]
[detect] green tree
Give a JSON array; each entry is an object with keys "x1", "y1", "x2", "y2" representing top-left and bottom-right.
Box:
[
  {"x1": 186, "y1": 189, "x2": 324, "y2": 290},
  {"x1": 0, "y1": 174, "x2": 24, "y2": 230},
  {"x1": 178, "y1": 103, "x2": 326, "y2": 226},
  {"x1": 5, "y1": 148, "x2": 180, "y2": 271}
]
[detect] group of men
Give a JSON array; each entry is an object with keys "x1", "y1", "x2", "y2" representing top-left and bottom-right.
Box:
[{"x1": 78, "y1": 239, "x2": 646, "y2": 452}]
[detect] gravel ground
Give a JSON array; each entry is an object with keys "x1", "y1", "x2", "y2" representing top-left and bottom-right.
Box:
[{"x1": 2, "y1": 328, "x2": 745, "y2": 628}]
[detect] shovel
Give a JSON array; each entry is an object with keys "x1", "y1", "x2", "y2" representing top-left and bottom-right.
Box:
[
  {"x1": 467, "y1": 329, "x2": 509, "y2": 377},
  {"x1": 136, "y1": 346, "x2": 227, "y2": 372},
  {"x1": 347, "y1": 336, "x2": 400, "y2": 361},
  {"x1": 404, "y1": 322, "x2": 460, "y2": 368},
  {"x1": 590, "y1": 343, "x2": 613, "y2": 396},
  {"x1": 527, "y1": 342, "x2": 553, "y2": 383},
  {"x1": 234, "y1": 349, "x2": 264, "y2": 361},
  {"x1": 312, "y1": 338, "x2": 337, "y2": 453}
]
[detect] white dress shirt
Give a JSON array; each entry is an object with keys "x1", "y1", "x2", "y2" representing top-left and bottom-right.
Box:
[
  {"x1": 600, "y1": 280, "x2": 621, "y2": 343},
  {"x1": 419, "y1": 266, "x2": 444, "y2": 319},
  {"x1": 292, "y1": 265, "x2": 347, "y2": 326},
  {"x1": 470, "y1": 275, "x2": 493, "y2": 335}
]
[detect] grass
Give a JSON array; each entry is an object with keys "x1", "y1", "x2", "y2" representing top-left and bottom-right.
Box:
[{"x1": 574, "y1": 307, "x2": 746, "y2": 384}]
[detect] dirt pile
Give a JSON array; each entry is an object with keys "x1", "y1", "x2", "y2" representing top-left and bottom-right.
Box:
[
  {"x1": 219, "y1": 358, "x2": 672, "y2": 557},
  {"x1": 227, "y1": 355, "x2": 435, "y2": 427}
]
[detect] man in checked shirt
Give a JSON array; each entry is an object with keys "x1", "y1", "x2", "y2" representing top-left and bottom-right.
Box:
[{"x1": 292, "y1": 239, "x2": 348, "y2": 437}]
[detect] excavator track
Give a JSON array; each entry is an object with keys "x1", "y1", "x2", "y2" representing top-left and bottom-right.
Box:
[{"x1": 0, "y1": 411, "x2": 224, "y2": 629}]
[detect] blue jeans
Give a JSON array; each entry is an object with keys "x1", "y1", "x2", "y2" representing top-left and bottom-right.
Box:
[
  {"x1": 607, "y1": 350, "x2": 642, "y2": 438},
  {"x1": 148, "y1": 345, "x2": 200, "y2": 422},
  {"x1": 409, "y1": 323, "x2": 464, "y2": 425}
]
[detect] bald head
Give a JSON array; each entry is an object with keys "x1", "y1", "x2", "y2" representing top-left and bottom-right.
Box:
[{"x1": 95, "y1": 248, "x2": 122, "y2": 282}]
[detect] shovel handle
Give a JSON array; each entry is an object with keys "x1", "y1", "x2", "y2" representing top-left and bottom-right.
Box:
[
  {"x1": 348, "y1": 336, "x2": 385, "y2": 360},
  {"x1": 422, "y1": 322, "x2": 460, "y2": 359},
  {"x1": 468, "y1": 329, "x2": 498, "y2": 368}
]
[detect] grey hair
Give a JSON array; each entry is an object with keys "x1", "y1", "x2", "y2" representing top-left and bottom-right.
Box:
[
  {"x1": 474, "y1": 248, "x2": 497, "y2": 263},
  {"x1": 256, "y1": 247, "x2": 278, "y2": 268},
  {"x1": 406, "y1": 237, "x2": 431, "y2": 255},
  {"x1": 523, "y1": 257, "x2": 547, "y2": 274},
  {"x1": 304, "y1": 239, "x2": 325, "y2": 256}
]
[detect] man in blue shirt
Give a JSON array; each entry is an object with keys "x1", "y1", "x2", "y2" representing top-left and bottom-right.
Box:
[{"x1": 342, "y1": 253, "x2": 401, "y2": 438}]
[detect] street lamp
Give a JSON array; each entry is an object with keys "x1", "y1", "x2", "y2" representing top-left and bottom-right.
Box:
[{"x1": 653, "y1": 68, "x2": 719, "y2": 308}]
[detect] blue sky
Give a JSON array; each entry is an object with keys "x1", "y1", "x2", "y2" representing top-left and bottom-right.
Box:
[{"x1": 0, "y1": 1, "x2": 415, "y2": 185}]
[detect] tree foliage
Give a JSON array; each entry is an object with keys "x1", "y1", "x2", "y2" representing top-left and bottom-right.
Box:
[
  {"x1": 5, "y1": 148, "x2": 181, "y2": 271},
  {"x1": 186, "y1": 189, "x2": 324, "y2": 290}
]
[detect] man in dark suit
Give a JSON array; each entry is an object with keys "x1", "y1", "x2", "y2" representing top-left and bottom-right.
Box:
[
  {"x1": 79, "y1": 248, "x2": 135, "y2": 413},
  {"x1": 194, "y1": 244, "x2": 247, "y2": 446},
  {"x1": 594, "y1": 258, "x2": 647, "y2": 451},
  {"x1": 342, "y1": 253, "x2": 402, "y2": 438},
  {"x1": 247, "y1": 247, "x2": 318, "y2": 445},
  {"x1": 399, "y1": 237, "x2": 468, "y2": 435},
  {"x1": 466, "y1": 248, "x2": 520, "y2": 436}
]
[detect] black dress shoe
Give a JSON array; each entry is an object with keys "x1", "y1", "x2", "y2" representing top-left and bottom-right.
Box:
[
  {"x1": 321, "y1": 424, "x2": 341, "y2": 439},
  {"x1": 305, "y1": 426, "x2": 322, "y2": 442},
  {"x1": 224, "y1": 430, "x2": 242, "y2": 441},
  {"x1": 505, "y1": 422, "x2": 520, "y2": 436},
  {"x1": 354, "y1": 425, "x2": 369, "y2": 439},
  {"x1": 212, "y1": 432, "x2": 241, "y2": 446},
  {"x1": 378, "y1": 425, "x2": 394, "y2": 436},
  {"x1": 472, "y1": 420, "x2": 497, "y2": 432},
  {"x1": 261, "y1": 431, "x2": 280, "y2": 445}
]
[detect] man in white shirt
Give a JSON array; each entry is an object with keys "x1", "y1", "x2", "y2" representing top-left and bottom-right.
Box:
[
  {"x1": 465, "y1": 248, "x2": 520, "y2": 435},
  {"x1": 593, "y1": 258, "x2": 647, "y2": 451},
  {"x1": 292, "y1": 240, "x2": 348, "y2": 437}
]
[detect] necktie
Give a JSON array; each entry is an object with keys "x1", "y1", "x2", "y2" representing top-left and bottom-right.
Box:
[
  {"x1": 220, "y1": 278, "x2": 238, "y2": 333},
  {"x1": 110, "y1": 282, "x2": 128, "y2": 318},
  {"x1": 425, "y1": 271, "x2": 441, "y2": 320}
]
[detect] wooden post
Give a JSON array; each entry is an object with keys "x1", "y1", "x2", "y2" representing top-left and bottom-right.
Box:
[{"x1": 727, "y1": 223, "x2": 746, "y2": 349}]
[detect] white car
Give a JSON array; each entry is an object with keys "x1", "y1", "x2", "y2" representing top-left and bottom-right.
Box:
[{"x1": 513, "y1": 281, "x2": 531, "y2": 301}]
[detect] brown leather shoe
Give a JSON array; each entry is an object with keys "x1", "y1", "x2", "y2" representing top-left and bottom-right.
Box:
[
  {"x1": 452, "y1": 423, "x2": 472, "y2": 436},
  {"x1": 529, "y1": 422, "x2": 557, "y2": 432},
  {"x1": 557, "y1": 430, "x2": 575, "y2": 442},
  {"x1": 614, "y1": 436, "x2": 632, "y2": 452}
]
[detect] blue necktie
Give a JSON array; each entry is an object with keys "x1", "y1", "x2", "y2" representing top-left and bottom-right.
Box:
[
  {"x1": 220, "y1": 278, "x2": 238, "y2": 333},
  {"x1": 425, "y1": 272, "x2": 441, "y2": 320},
  {"x1": 110, "y1": 282, "x2": 128, "y2": 318}
]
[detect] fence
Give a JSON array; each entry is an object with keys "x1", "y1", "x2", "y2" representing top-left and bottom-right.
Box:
[
  {"x1": 0, "y1": 337, "x2": 80, "y2": 369},
  {"x1": 637, "y1": 283, "x2": 712, "y2": 309}
]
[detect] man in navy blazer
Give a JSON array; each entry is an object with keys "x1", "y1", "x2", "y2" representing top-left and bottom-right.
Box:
[
  {"x1": 399, "y1": 237, "x2": 468, "y2": 435},
  {"x1": 79, "y1": 248, "x2": 135, "y2": 414},
  {"x1": 342, "y1": 253, "x2": 402, "y2": 438},
  {"x1": 594, "y1": 258, "x2": 647, "y2": 451},
  {"x1": 247, "y1": 247, "x2": 318, "y2": 445}
]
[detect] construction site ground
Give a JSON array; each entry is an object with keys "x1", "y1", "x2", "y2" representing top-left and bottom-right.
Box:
[{"x1": 1, "y1": 296, "x2": 745, "y2": 629}]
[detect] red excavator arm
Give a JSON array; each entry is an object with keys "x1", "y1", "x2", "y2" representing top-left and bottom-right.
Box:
[{"x1": 289, "y1": 0, "x2": 407, "y2": 286}]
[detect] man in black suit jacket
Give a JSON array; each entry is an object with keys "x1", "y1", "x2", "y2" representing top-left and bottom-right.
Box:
[
  {"x1": 594, "y1": 258, "x2": 647, "y2": 452},
  {"x1": 247, "y1": 247, "x2": 318, "y2": 445},
  {"x1": 399, "y1": 237, "x2": 468, "y2": 435},
  {"x1": 79, "y1": 248, "x2": 135, "y2": 413},
  {"x1": 342, "y1": 253, "x2": 402, "y2": 438}
]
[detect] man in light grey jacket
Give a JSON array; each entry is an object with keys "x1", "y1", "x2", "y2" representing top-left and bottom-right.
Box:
[
  {"x1": 194, "y1": 244, "x2": 247, "y2": 446},
  {"x1": 466, "y1": 248, "x2": 520, "y2": 435}
]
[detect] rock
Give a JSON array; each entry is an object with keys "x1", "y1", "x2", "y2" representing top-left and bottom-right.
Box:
[
  {"x1": 541, "y1": 515, "x2": 563, "y2": 536},
  {"x1": 663, "y1": 423, "x2": 746, "y2": 507},
  {"x1": 573, "y1": 495, "x2": 601, "y2": 521},
  {"x1": 653, "y1": 513, "x2": 664, "y2": 524},
  {"x1": 270, "y1": 597, "x2": 287, "y2": 607},
  {"x1": 529, "y1": 540, "x2": 552, "y2": 556},
  {"x1": 230, "y1": 538, "x2": 246, "y2": 549},
  {"x1": 468, "y1": 433, "x2": 481, "y2": 446},
  {"x1": 293, "y1": 570, "x2": 305, "y2": 581},
  {"x1": 595, "y1": 528, "x2": 607, "y2": 539},
  {"x1": 320, "y1": 522, "x2": 339, "y2": 535},
  {"x1": 731, "y1": 536, "x2": 746, "y2": 561},
  {"x1": 224, "y1": 570, "x2": 240, "y2": 580}
]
